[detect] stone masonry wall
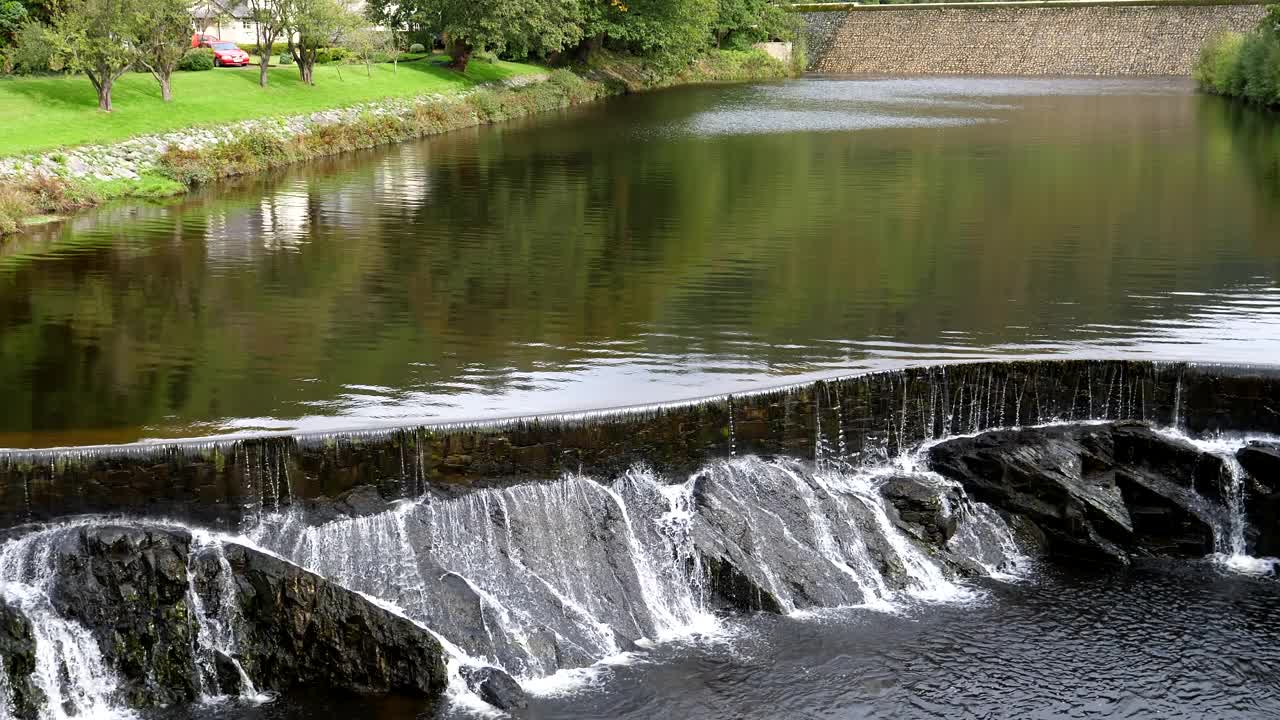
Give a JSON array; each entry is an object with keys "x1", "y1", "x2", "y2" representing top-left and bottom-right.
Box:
[{"x1": 804, "y1": 4, "x2": 1266, "y2": 75}]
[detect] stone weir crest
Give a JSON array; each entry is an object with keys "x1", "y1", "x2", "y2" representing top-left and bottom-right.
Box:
[
  {"x1": 1, "y1": 359, "x2": 1279, "y2": 529},
  {"x1": 797, "y1": 0, "x2": 1268, "y2": 75}
]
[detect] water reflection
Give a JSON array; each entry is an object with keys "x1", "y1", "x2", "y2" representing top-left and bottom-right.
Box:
[{"x1": 0, "y1": 77, "x2": 1277, "y2": 447}]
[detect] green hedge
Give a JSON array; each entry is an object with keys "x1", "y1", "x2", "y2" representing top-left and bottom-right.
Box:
[
  {"x1": 1195, "y1": 12, "x2": 1280, "y2": 107},
  {"x1": 178, "y1": 48, "x2": 215, "y2": 72}
]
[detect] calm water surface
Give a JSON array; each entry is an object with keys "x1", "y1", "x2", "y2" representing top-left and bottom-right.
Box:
[{"x1": 3, "y1": 77, "x2": 1279, "y2": 446}]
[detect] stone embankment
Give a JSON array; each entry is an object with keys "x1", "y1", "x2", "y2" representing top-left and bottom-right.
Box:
[
  {"x1": 800, "y1": 1, "x2": 1267, "y2": 75},
  {"x1": 0, "y1": 75, "x2": 544, "y2": 184}
]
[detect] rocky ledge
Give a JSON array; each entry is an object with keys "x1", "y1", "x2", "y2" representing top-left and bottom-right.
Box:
[
  {"x1": 928, "y1": 422, "x2": 1279, "y2": 563},
  {"x1": 0, "y1": 524, "x2": 448, "y2": 718}
]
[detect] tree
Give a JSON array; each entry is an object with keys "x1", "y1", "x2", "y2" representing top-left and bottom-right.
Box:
[
  {"x1": 579, "y1": 0, "x2": 716, "y2": 71},
  {"x1": 346, "y1": 25, "x2": 392, "y2": 77},
  {"x1": 0, "y1": 1, "x2": 27, "y2": 47},
  {"x1": 712, "y1": 0, "x2": 790, "y2": 49},
  {"x1": 131, "y1": 0, "x2": 190, "y2": 101},
  {"x1": 425, "y1": 0, "x2": 583, "y2": 72},
  {"x1": 51, "y1": 0, "x2": 137, "y2": 111},
  {"x1": 246, "y1": 0, "x2": 288, "y2": 87},
  {"x1": 285, "y1": 0, "x2": 354, "y2": 85}
]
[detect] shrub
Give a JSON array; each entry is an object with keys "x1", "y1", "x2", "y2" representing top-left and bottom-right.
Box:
[
  {"x1": 408, "y1": 43, "x2": 425, "y2": 54},
  {"x1": 0, "y1": 184, "x2": 33, "y2": 235},
  {"x1": 249, "y1": 41, "x2": 289, "y2": 56},
  {"x1": 0, "y1": 176, "x2": 99, "y2": 235},
  {"x1": 10, "y1": 21, "x2": 56, "y2": 74},
  {"x1": 1195, "y1": 28, "x2": 1280, "y2": 107},
  {"x1": 279, "y1": 53, "x2": 294, "y2": 65},
  {"x1": 178, "y1": 48, "x2": 215, "y2": 72}
]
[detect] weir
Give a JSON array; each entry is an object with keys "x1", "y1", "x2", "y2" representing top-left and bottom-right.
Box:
[
  {"x1": 798, "y1": 0, "x2": 1268, "y2": 75},
  {"x1": 0, "y1": 359, "x2": 1278, "y2": 528},
  {"x1": 0, "y1": 359, "x2": 1277, "y2": 718}
]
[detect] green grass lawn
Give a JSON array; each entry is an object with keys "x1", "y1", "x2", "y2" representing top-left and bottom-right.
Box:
[{"x1": 0, "y1": 57, "x2": 547, "y2": 156}]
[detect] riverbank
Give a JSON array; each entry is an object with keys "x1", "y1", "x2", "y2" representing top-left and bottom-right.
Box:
[
  {"x1": 1193, "y1": 18, "x2": 1280, "y2": 108},
  {"x1": 0, "y1": 50, "x2": 792, "y2": 237}
]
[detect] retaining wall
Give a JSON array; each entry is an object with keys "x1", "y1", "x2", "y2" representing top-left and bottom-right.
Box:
[{"x1": 799, "y1": 1, "x2": 1267, "y2": 75}]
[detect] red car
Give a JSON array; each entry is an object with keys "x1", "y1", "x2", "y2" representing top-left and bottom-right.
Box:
[{"x1": 201, "y1": 40, "x2": 251, "y2": 67}]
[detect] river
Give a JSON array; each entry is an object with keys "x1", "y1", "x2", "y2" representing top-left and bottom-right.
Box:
[
  {"x1": 2, "y1": 77, "x2": 1278, "y2": 449},
  {"x1": 2, "y1": 75, "x2": 1279, "y2": 720}
]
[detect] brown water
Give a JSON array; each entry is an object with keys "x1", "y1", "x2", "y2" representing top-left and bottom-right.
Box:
[{"x1": 2, "y1": 76, "x2": 1279, "y2": 448}]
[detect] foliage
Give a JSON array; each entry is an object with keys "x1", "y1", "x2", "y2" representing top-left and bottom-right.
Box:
[
  {"x1": 408, "y1": 42, "x2": 425, "y2": 53},
  {"x1": 246, "y1": 0, "x2": 289, "y2": 87},
  {"x1": 372, "y1": 0, "x2": 789, "y2": 74},
  {"x1": 347, "y1": 26, "x2": 394, "y2": 76},
  {"x1": 9, "y1": 19, "x2": 54, "y2": 72},
  {"x1": 0, "y1": 174, "x2": 102, "y2": 234},
  {"x1": 712, "y1": 0, "x2": 791, "y2": 49},
  {"x1": 1195, "y1": 17, "x2": 1280, "y2": 108},
  {"x1": 0, "y1": 0, "x2": 27, "y2": 47},
  {"x1": 286, "y1": 0, "x2": 358, "y2": 84},
  {"x1": 49, "y1": 0, "x2": 139, "y2": 110},
  {"x1": 178, "y1": 47, "x2": 215, "y2": 71},
  {"x1": 131, "y1": 0, "x2": 191, "y2": 100},
  {"x1": 314, "y1": 46, "x2": 351, "y2": 64}
]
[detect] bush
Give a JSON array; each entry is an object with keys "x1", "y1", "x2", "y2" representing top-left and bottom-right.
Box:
[
  {"x1": 9, "y1": 21, "x2": 56, "y2": 74},
  {"x1": 178, "y1": 48, "x2": 215, "y2": 72},
  {"x1": 1194, "y1": 15, "x2": 1280, "y2": 107},
  {"x1": 314, "y1": 47, "x2": 351, "y2": 64},
  {"x1": 408, "y1": 43, "x2": 425, "y2": 54},
  {"x1": 279, "y1": 53, "x2": 294, "y2": 65},
  {"x1": 249, "y1": 41, "x2": 289, "y2": 56}
]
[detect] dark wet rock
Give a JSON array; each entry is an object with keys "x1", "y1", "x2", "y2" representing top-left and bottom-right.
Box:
[
  {"x1": 880, "y1": 475, "x2": 960, "y2": 547},
  {"x1": 1110, "y1": 424, "x2": 1229, "y2": 504},
  {"x1": 47, "y1": 526, "x2": 200, "y2": 707},
  {"x1": 429, "y1": 571, "x2": 490, "y2": 658},
  {"x1": 1238, "y1": 442, "x2": 1280, "y2": 556},
  {"x1": 927, "y1": 423, "x2": 1218, "y2": 564},
  {"x1": 1238, "y1": 442, "x2": 1280, "y2": 485},
  {"x1": 202, "y1": 542, "x2": 448, "y2": 696},
  {"x1": 212, "y1": 649, "x2": 245, "y2": 696},
  {"x1": 0, "y1": 598, "x2": 42, "y2": 720},
  {"x1": 301, "y1": 484, "x2": 395, "y2": 524},
  {"x1": 460, "y1": 665, "x2": 528, "y2": 713},
  {"x1": 700, "y1": 553, "x2": 783, "y2": 614}
]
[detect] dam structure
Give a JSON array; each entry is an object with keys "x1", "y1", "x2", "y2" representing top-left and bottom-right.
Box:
[
  {"x1": 798, "y1": 0, "x2": 1269, "y2": 75},
  {"x1": 1, "y1": 359, "x2": 1277, "y2": 529}
]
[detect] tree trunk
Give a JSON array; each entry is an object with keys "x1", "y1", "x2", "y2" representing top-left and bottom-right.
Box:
[
  {"x1": 159, "y1": 72, "x2": 172, "y2": 102},
  {"x1": 574, "y1": 33, "x2": 604, "y2": 64},
  {"x1": 447, "y1": 40, "x2": 472, "y2": 72},
  {"x1": 259, "y1": 53, "x2": 271, "y2": 87},
  {"x1": 97, "y1": 76, "x2": 114, "y2": 112}
]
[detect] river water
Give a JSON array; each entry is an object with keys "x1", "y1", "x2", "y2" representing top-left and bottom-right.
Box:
[
  {"x1": 1, "y1": 76, "x2": 1279, "y2": 720},
  {"x1": 2, "y1": 77, "x2": 1279, "y2": 447},
  {"x1": 149, "y1": 561, "x2": 1280, "y2": 720}
]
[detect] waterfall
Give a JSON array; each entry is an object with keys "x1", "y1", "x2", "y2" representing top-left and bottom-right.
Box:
[
  {"x1": 0, "y1": 527, "x2": 133, "y2": 720},
  {"x1": 185, "y1": 533, "x2": 264, "y2": 703},
  {"x1": 249, "y1": 457, "x2": 1026, "y2": 689},
  {"x1": 1151, "y1": 429, "x2": 1278, "y2": 575}
]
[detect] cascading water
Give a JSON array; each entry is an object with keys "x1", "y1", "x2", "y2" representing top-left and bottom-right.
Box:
[
  {"x1": 0, "y1": 527, "x2": 132, "y2": 720},
  {"x1": 247, "y1": 455, "x2": 1027, "y2": 693},
  {"x1": 185, "y1": 534, "x2": 263, "y2": 703}
]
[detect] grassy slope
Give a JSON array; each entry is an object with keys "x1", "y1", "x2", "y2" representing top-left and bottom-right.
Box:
[{"x1": 0, "y1": 57, "x2": 546, "y2": 156}]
